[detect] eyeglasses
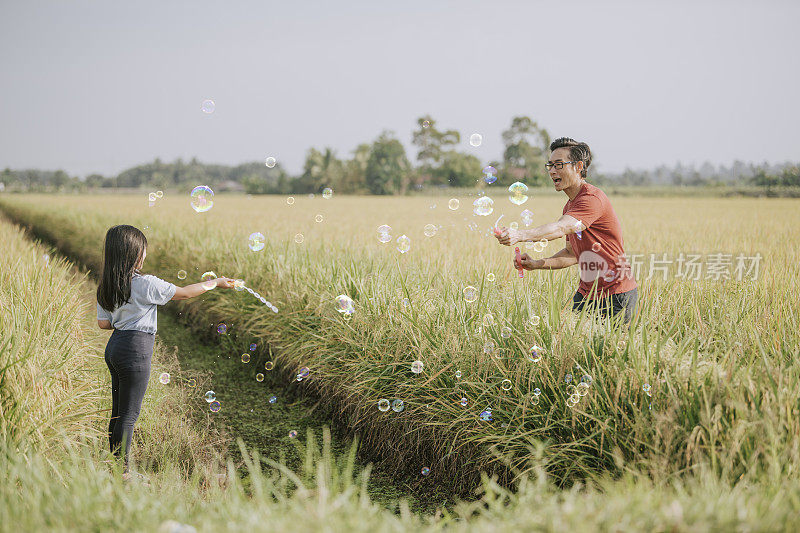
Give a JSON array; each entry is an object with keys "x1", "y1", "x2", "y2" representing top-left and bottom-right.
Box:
[{"x1": 545, "y1": 161, "x2": 578, "y2": 170}]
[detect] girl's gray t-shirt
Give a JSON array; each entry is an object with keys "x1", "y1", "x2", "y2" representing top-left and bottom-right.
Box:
[{"x1": 96, "y1": 273, "x2": 177, "y2": 334}]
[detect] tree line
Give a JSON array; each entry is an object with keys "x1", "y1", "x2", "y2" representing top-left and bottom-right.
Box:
[{"x1": 1, "y1": 115, "x2": 798, "y2": 196}]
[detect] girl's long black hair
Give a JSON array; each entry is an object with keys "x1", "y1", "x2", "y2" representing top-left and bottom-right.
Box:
[{"x1": 97, "y1": 225, "x2": 147, "y2": 312}]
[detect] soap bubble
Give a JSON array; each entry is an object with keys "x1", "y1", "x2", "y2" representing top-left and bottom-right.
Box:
[
  {"x1": 286, "y1": 196, "x2": 295, "y2": 205},
  {"x1": 241, "y1": 353, "x2": 250, "y2": 363},
  {"x1": 501, "y1": 379, "x2": 513, "y2": 391},
  {"x1": 592, "y1": 242, "x2": 602, "y2": 252},
  {"x1": 248, "y1": 232, "x2": 266, "y2": 252},
  {"x1": 487, "y1": 272, "x2": 495, "y2": 282},
  {"x1": 422, "y1": 120, "x2": 431, "y2": 128},
  {"x1": 186, "y1": 378, "x2": 196, "y2": 388},
  {"x1": 520, "y1": 209, "x2": 534, "y2": 226},
  {"x1": 256, "y1": 373, "x2": 264, "y2": 382},
  {"x1": 455, "y1": 370, "x2": 462, "y2": 379},
  {"x1": 463, "y1": 286, "x2": 478, "y2": 303},
  {"x1": 201, "y1": 99, "x2": 215, "y2": 113},
  {"x1": 448, "y1": 199, "x2": 460, "y2": 210},
  {"x1": 396, "y1": 234, "x2": 411, "y2": 254},
  {"x1": 159, "y1": 372, "x2": 170, "y2": 385},
  {"x1": 643, "y1": 383, "x2": 651, "y2": 394},
  {"x1": 472, "y1": 196, "x2": 494, "y2": 216},
  {"x1": 268, "y1": 395, "x2": 277, "y2": 403},
  {"x1": 377, "y1": 399, "x2": 391, "y2": 412},
  {"x1": 483, "y1": 313, "x2": 495, "y2": 327},
  {"x1": 265, "y1": 361, "x2": 274, "y2": 371},
  {"x1": 421, "y1": 466, "x2": 431, "y2": 476},
  {"x1": 155, "y1": 191, "x2": 163, "y2": 199},
  {"x1": 322, "y1": 187, "x2": 333, "y2": 199},
  {"x1": 297, "y1": 367, "x2": 310, "y2": 379},
  {"x1": 378, "y1": 232, "x2": 392, "y2": 244},
  {"x1": 479, "y1": 408, "x2": 493, "y2": 421},
  {"x1": 423, "y1": 224, "x2": 437, "y2": 237},
  {"x1": 190, "y1": 185, "x2": 214, "y2": 213},
  {"x1": 216, "y1": 323, "x2": 227, "y2": 334},
  {"x1": 204, "y1": 391, "x2": 216, "y2": 403},
  {"x1": 508, "y1": 182, "x2": 529, "y2": 205},
  {"x1": 335, "y1": 295, "x2": 355, "y2": 315},
  {"x1": 294, "y1": 233, "x2": 304, "y2": 244},
  {"x1": 411, "y1": 360, "x2": 424, "y2": 374},
  {"x1": 530, "y1": 315, "x2": 541, "y2": 327},
  {"x1": 501, "y1": 326, "x2": 512, "y2": 339},
  {"x1": 483, "y1": 339, "x2": 496, "y2": 355},
  {"x1": 265, "y1": 157, "x2": 276, "y2": 168},
  {"x1": 250, "y1": 343, "x2": 257, "y2": 351},
  {"x1": 209, "y1": 400, "x2": 221, "y2": 412},
  {"x1": 565, "y1": 373, "x2": 573, "y2": 384},
  {"x1": 288, "y1": 430, "x2": 298, "y2": 438},
  {"x1": 234, "y1": 279, "x2": 245, "y2": 291},
  {"x1": 315, "y1": 214, "x2": 324, "y2": 223},
  {"x1": 148, "y1": 192, "x2": 157, "y2": 202},
  {"x1": 577, "y1": 382, "x2": 590, "y2": 396},
  {"x1": 391, "y1": 399, "x2": 405, "y2": 412},
  {"x1": 460, "y1": 397, "x2": 468, "y2": 407},
  {"x1": 527, "y1": 345, "x2": 544, "y2": 363},
  {"x1": 580, "y1": 374, "x2": 593, "y2": 385},
  {"x1": 482, "y1": 165, "x2": 497, "y2": 184},
  {"x1": 533, "y1": 387, "x2": 541, "y2": 396},
  {"x1": 177, "y1": 270, "x2": 187, "y2": 280}
]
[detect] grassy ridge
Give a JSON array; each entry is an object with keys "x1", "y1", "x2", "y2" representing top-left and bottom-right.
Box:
[{"x1": 2, "y1": 193, "x2": 799, "y2": 493}]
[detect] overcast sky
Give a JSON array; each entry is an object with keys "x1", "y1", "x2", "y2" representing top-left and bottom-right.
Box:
[{"x1": 0, "y1": 0, "x2": 797, "y2": 177}]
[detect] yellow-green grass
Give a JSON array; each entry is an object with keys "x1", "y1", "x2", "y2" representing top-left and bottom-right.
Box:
[{"x1": 2, "y1": 193, "x2": 799, "y2": 491}]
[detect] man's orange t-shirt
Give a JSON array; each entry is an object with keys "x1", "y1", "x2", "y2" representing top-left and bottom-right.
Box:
[{"x1": 562, "y1": 181, "x2": 637, "y2": 299}]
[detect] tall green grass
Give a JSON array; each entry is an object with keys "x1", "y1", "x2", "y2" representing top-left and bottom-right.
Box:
[{"x1": 2, "y1": 194, "x2": 798, "y2": 492}]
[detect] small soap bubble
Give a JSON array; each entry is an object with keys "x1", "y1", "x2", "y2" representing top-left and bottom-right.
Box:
[
  {"x1": 423, "y1": 224, "x2": 437, "y2": 237},
  {"x1": 567, "y1": 384, "x2": 577, "y2": 396},
  {"x1": 508, "y1": 182, "x2": 529, "y2": 205},
  {"x1": 288, "y1": 430, "x2": 298, "y2": 438},
  {"x1": 396, "y1": 234, "x2": 411, "y2": 254},
  {"x1": 186, "y1": 378, "x2": 196, "y2": 388},
  {"x1": 241, "y1": 353, "x2": 250, "y2": 363},
  {"x1": 483, "y1": 339, "x2": 496, "y2": 355},
  {"x1": 411, "y1": 360, "x2": 424, "y2": 374},
  {"x1": 422, "y1": 120, "x2": 431, "y2": 128},
  {"x1": 530, "y1": 315, "x2": 541, "y2": 327},
  {"x1": 527, "y1": 345, "x2": 544, "y2": 363},
  {"x1": 455, "y1": 370, "x2": 462, "y2": 379},
  {"x1": 472, "y1": 196, "x2": 494, "y2": 216},
  {"x1": 483, "y1": 313, "x2": 495, "y2": 327},
  {"x1": 501, "y1": 379, "x2": 513, "y2": 391},
  {"x1": 234, "y1": 279, "x2": 245, "y2": 291},
  {"x1": 159, "y1": 372, "x2": 170, "y2": 385},
  {"x1": 335, "y1": 294, "x2": 355, "y2": 315},
  {"x1": 460, "y1": 397, "x2": 468, "y2": 407},
  {"x1": 256, "y1": 373, "x2": 264, "y2": 382},
  {"x1": 265, "y1": 157, "x2": 277, "y2": 168},
  {"x1": 421, "y1": 466, "x2": 431, "y2": 476},
  {"x1": 148, "y1": 192, "x2": 157, "y2": 202},
  {"x1": 201, "y1": 271, "x2": 217, "y2": 290},
  {"x1": 297, "y1": 367, "x2": 310, "y2": 379},
  {"x1": 286, "y1": 196, "x2": 295, "y2": 205},
  {"x1": 469, "y1": 133, "x2": 482, "y2": 147},
  {"x1": 565, "y1": 373, "x2": 573, "y2": 384},
  {"x1": 315, "y1": 214, "x2": 324, "y2": 223},
  {"x1": 391, "y1": 399, "x2": 405, "y2": 412},
  {"x1": 177, "y1": 270, "x2": 187, "y2": 280},
  {"x1": 377, "y1": 399, "x2": 391, "y2": 412},
  {"x1": 577, "y1": 382, "x2": 590, "y2": 396},
  {"x1": 265, "y1": 361, "x2": 274, "y2": 371},
  {"x1": 402, "y1": 297, "x2": 410, "y2": 307},
  {"x1": 482, "y1": 165, "x2": 497, "y2": 184},
  {"x1": 463, "y1": 286, "x2": 478, "y2": 303},
  {"x1": 509, "y1": 222, "x2": 519, "y2": 231},
  {"x1": 322, "y1": 187, "x2": 333, "y2": 199},
  {"x1": 294, "y1": 233, "x2": 304, "y2": 244},
  {"x1": 190, "y1": 185, "x2": 214, "y2": 213},
  {"x1": 486, "y1": 272, "x2": 495, "y2": 282},
  {"x1": 581, "y1": 374, "x2": 593, "y2": 385},
  {"x1": 520, "y1": 209, "x2": 534, "y2": 226},
  {"x1": 592, "y1": 242, "x2": 602, "y2": 252},
  {"x1": 501, "y1": 326, "x2": 512, "y2": 339},
  {"x1": 248, "y1": 232, "x2": 266, "y2": 252},
  {"x1": 216, "y1": 323, "x2": 227, "y2": 334},
  {"x1": 268, "y1": 395, "x2": 277, "y2": 403},
  {"x1": 643, "y1": 383, "x2": 651, "y2": 394},
  {"x1": 533, "y1": 387, "x2": 541, "y2": 396},
  {"x1": 204, "y1": 391, "x2": 216, "y2": 403},
  {"x1": 530, "y1": 394, "x2": 540, "y2": 405},
  {"x1": 448, "y1": 198, "x2": 460, "y2": 210},
  {"x1": 479, "y1": 408, "x2": 493, "y2": 421},
  {"x1": 250, "y1": 343, "x2": 257, "y2": 351},
  {"x1": 209, "y1": 400, "x2": 221, "y2": 412},
  {"x1": 201, "y1": 99, "x2": 215, "y2": 113}
]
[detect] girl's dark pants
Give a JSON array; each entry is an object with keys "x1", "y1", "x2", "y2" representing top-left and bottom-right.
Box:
[
  {"x1": 572, "y1": 287, "x2": 638, "y2": 326},
  {"x1": 104, "y1": 329, "x2": 154, "y2": 471}
]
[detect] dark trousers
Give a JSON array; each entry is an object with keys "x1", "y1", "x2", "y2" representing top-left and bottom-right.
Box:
[
  {"x1": 572, "y1": 287, "x2": 638, "y2": 325},
  {"x1": 104, "y1": 329, "x2": 154, "y2": 471}
]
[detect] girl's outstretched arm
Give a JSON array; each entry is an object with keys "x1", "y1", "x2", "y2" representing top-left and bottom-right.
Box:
[{"x1": 172, "y1": 277, "x2": 236, "y2": 301}]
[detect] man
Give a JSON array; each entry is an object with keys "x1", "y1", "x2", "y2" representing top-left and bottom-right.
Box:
[{"x1": 495, "y1": 137, "x2": 638, "y2": 325}]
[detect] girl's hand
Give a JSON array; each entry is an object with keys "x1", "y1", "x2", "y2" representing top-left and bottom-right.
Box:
[
  {"x1": 214, "y1": 277, "x2": 236, "y2": 289},
  {"x1": 514, "y1": 253, "x2": 539, "y2": 271},
  {"x1": 494, "y1": 227, "x2": 521, "y2": 246}
]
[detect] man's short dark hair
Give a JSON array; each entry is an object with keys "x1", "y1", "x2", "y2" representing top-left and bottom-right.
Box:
[{"x1": 549, "y1": 137, "x2": 592, "y2": 179}]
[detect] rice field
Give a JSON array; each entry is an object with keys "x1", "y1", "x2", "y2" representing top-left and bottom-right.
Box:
[{"x1": 2, "y1": 192, "x2": 800, "y2": 530}]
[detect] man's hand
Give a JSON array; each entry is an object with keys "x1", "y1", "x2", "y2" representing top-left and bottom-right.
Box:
[
  {"x1": 214, "y1": 277, "x2": 236, "y2": 289},
  {"x1": 494, "y1": 227, "x2": 522, "y2": 246},
  {"x1": 514, "y1": 253, "x2": 540, "y2": 271}
]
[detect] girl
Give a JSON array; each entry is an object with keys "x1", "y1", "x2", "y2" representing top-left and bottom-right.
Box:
[{"x1": 96, "y1": 224, "x2": 234, "y2": 481}]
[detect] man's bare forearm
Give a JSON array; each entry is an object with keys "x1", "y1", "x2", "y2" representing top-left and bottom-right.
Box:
[
  {"x1": 520, "y1": 222, "x2": 566, "y2": 243},
  {"x1": 534, "y1": 248, "x2": 578, "y2": 270}
]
